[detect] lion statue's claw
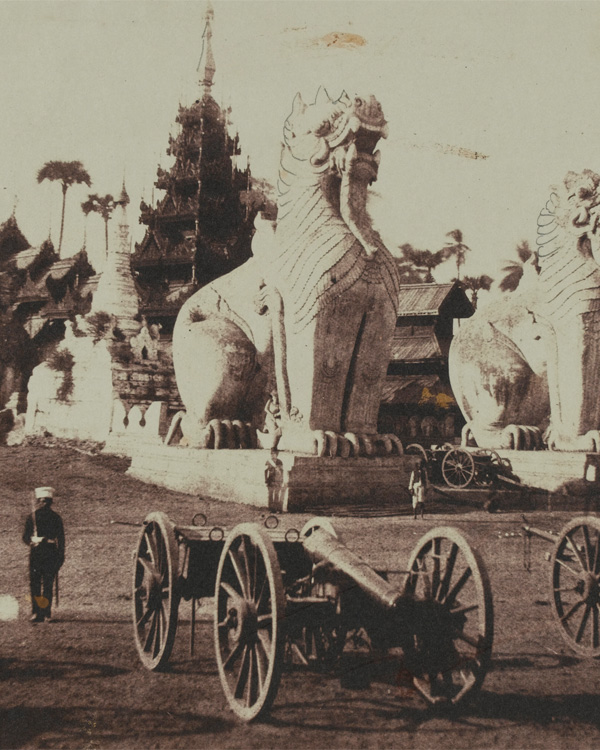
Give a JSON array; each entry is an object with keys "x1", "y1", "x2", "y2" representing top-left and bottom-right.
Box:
[
  {"x1": 311, "y1": 431, "x2": 403, "y2": 457},
  {"x1": 501, "y1": 425, "x2": 544, "y2": 451},
  {"x1": 585, "y1": 430, "x2": 600, "y2": 453},
  {"x1": 200, "y1": 419, "x2": 256, "y2": 450}
]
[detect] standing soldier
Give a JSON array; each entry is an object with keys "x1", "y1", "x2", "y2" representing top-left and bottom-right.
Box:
[
  {"x1": 408, "y1": 460, "x2": 429, "y2": 520},
  {"x1": 22, "y1": 487, "x2": 65, "y2": 623}
]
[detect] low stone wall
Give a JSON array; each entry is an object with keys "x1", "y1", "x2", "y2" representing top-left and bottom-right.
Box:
[
  {"x1": 127, "y1": 446, "x2": 418, "y2": 512},
  {"x1": 111, "y1": 358, "x2": 182, "y2": 415}
]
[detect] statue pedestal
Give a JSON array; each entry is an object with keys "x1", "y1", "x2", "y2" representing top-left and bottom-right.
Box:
[
  {"x1": 496, "y1": 450, "x2": 599, "y2": 493},
  {"x1": 127, "y1": 445, "x2": 417, "y2": 512}
]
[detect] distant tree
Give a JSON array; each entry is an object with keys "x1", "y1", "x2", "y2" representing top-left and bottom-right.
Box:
[
  {"x1": 442, "y1": 229, "x2": 471, "y2": 280},
  {"x1": 398, "y1": 243, "x2": 447, "y2": 283},
  {"x1": 458, "y1": 274, "x2": 494, "y2": 310},
  {"x1": 499, "y1": 240, "x2": 534, "y2": 292},
  {"x1": 81, "y1": 194, "x2": 116, "y2": 258},
  {"x1": 37, "y1": 161, "x2": 91, "y2": 254}
]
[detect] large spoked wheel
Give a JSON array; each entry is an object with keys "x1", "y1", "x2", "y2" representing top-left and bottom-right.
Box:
[
  {"x1": 132, "y1": 511, "x2": 180, "y2": 670},
  {"x1": 442, "y1": 448, "x2": 476, "y2": 489},
  {"x1": 403, "y1": 527, "x2": 494, "y2": 705},
  {"x1": 551, "y1": 516, "x2": 600, "y2": 657},
  {"x1": 214, "y1": 523, "x2": 286, "y2": 721}
]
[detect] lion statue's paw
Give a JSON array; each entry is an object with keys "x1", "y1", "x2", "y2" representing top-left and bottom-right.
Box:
[
  {"x1": 191, "y1": 418, "x2": 257, "y2": 450},
  {"x1": 545, "y1": 428, "x2": 600, "y2": 452},
  {"x1": 501, "y1": 425, "x2": 544, "y2": 450},
  {"x1": 311, "y1": 431, "x2": 403, "y2": 458}
]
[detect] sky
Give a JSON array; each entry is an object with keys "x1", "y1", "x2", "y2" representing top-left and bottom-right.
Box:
[{"x1": 1, "y1": 0, "x2": 600, "y2": 283}]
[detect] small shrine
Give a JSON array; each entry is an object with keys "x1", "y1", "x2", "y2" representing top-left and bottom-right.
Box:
[{"x1": 379, "y1": 282, "x2": 474, "y2": 444}]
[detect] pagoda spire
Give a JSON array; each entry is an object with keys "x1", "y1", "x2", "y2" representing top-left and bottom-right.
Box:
[{"x1": 198, "y1": 2, "x2": 216, "y2": 96}]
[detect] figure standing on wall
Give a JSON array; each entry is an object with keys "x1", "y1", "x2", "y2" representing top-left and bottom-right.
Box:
[
  {"x1": 408, "y1": 460, "x2": 429, "y2": 520},
  {"x1": 22, "y1": 486, "x2": 65, "y2": 623},
  {"x1": 265, "y1": 449, "x2": 284, "y2": 512}
]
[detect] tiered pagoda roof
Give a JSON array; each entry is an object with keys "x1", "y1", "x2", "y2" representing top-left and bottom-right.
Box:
[{"x1": 132, "y1": 3, "x2": 268, "y2": 326}]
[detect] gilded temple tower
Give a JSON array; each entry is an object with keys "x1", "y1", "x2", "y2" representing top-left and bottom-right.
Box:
[{"x1": 133, "y1": 4, "x2": 261, "y2": 334}]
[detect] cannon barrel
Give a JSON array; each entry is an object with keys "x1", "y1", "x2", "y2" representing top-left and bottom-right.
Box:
[
  {"x1": 302, "y1": 527, "x2": 402, "y2": 610},
  {"x1": 522, "y1": 523, "x2": 558, "y2": 544}
]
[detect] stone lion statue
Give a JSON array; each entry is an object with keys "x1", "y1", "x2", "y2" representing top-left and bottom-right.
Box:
[
  {"x1": 449, "y1": 169, "x2": 600, "y2": 451},
  {"x1": 172, "y1": 88, "x2": 402, "y2": 457}
]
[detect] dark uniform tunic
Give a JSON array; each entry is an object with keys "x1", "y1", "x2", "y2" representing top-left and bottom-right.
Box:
[{"x1": 22, "y1": 505, "x2": 65, "y2": 620}]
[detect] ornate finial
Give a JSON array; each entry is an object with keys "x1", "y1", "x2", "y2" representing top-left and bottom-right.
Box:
[
  {"x1": 197, "y1": 1, "x2": 216, "y2": 95},
  {"x1": 118, "y1": 178, "x2": 130, "y2": 207}
]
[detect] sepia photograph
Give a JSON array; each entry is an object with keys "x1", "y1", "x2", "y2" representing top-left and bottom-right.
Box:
[{"x1": 2, "y1": 1, "x2": 600, "y2": 747}]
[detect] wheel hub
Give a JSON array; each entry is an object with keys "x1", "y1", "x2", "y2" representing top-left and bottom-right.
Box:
[
  {"x1": 582, "y1": 573, "x2": 599, "y2": 605},
  {"x1": 228, "y1": 599, "x2": 258, "y2": 643}
]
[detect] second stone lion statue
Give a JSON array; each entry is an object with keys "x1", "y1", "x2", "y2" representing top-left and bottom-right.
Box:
[
  {"x1": 172, "y1": 89, "x2": 402, "y2": 457},
  {"x1": 450, "y1": 169, "x2": 600, "y2": 452}
]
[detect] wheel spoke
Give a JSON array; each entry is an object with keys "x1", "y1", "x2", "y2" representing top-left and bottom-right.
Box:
[
  {"x1": 432, "y1": 539, "x2": 441, "y2": 598},
  {"x1": 153, "y1": 608, "x2": 162, "y2": 657},
  {"x1": 593, "y1": 605, "x2": 599, "y2": 649},
  {"x1": 565, "y1": 532, "x2": 587, "y2": 573},
  {"x1": 438, "y1": 543, "x2": 459, "y2": 601},
  {"x1": 450, "y1": 627, "x2": 482, "y2": 650},
  {"x1": 138, "y1": 556, "x2": 155, "y2": 580},
  {"x1": 247, "y1": 648, "x2": 259, "y2": 708},
  {"x1": 239, "y1": 538, "x2": 252, "y2": 595},
  {"x1": 257, "y1": 628, "x2": 272, "y2": 659},
  {"x1": 145, "y1": 529, "x2": 157, "y2": 565},
  {"x1": 255, "y1": 570, "x2": 268, "y2": 612},
  {"x1": 228, "y1": 548, "x2": 250, "y2": 599},
  {"x1": 223, "y1": 640, "x2": 244, "y2": 671},
  {"x1": 594, "y1": 536, "x2": 600, "y2": 575},
  {"x1": 415, "y1": 557, "x2": 432, "y2": 599},
  {"x1": 451, "y1": 603, "x2": 479, "y2": 616},
  {"x1": 137, "y1": 607, "x2": 153, "y2": 628},
  {"x1": 234, "y1": 645, "x2": 250, "y2": 699},
  {"x1": 257, "y1": 613, "x2": 273, "y2": 629},
  {"x1": 575, "y1": 605, "x2": 592, "y2": 643},
  {"x1": 255, "y1": 641, "x2": 267, "y2": 690},
  {"x1": 221, "y1": 580, "x2": 243, "y2": 602},
  {"x1": 555, "y1": 556, "x2": 582, "y2": 578},
  {"x1": 583, "y1": 525, "x2": 594, "y2": 570},
  {"x1": 143, "y1": 609, "x2": 158, "y2": 652},
  {"x1": 444, "y1": 566, "x2": 472, "y2": 608},
  {"x1": 559, "y1": 598, "x2": 584, "y2": 623}
]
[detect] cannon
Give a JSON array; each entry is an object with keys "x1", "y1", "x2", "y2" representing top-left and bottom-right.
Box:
[
  {"x1": 522, "y1": 515, "x2": 600, "y2": 657},
  {"x1": 132, "y1": 511, "x2": 494, "y2": 721},
  {"x1": 406, "y1": 443, "x2": 514, "y2": 489}
]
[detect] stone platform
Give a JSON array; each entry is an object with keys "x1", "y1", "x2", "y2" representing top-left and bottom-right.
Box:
[
  {"x1": 495, "y1": 450, "x2": 600, "y2": 493},
  {"x1": 127, "y1": 445, "x2": 417, "y2": 512}
]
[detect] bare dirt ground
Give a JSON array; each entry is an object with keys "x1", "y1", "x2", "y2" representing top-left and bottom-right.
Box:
[{"x1": 2, "y1": 443, "x2": 600, "y2": 749}]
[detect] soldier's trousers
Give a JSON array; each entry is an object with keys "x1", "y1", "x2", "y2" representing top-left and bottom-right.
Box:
[{"x1": 29, "y1": 549, "x2": 58, "y2": 618}]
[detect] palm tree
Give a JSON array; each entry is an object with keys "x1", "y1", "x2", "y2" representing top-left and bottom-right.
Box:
[
  {"x1": 81, "y1": 194, "x2": 116, "y2": 258},
  {"x1": 37, "y1": 161, "x2": 91, "y2": 254},
  {"x1": 442, "y1": 229, "x2": 471, "y2": 280},
  {"x1": 458, "y1": 274, "x2": 494, "y2": 310},
  {"x1": 398, "y1": 243, "x2": 447, "y2": 283},
  {"x1": 499, "y1": 240, "x2": 534, "y2": 292}
]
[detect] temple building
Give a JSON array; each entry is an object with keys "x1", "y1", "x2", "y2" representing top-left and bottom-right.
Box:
[
  {"x1": 379, "y1": 282, "x2": 474, "y2": 444},
  {"x1": 132, "y1": 3, "x2": 271, "y2": 335},
  {"x1": 0, "y1": 213, "x2": 96, "y2": 409}
]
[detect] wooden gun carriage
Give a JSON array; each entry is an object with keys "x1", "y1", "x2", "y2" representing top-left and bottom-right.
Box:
[
  {"x1": 522, "y1": 515, "x2": 600, "y2": 657},
  {"x1": 133, "y1": 511, "x2": 494, "y2": 721},
  {"x1": 406, "y1": 443, "x2": 514, "y2": 489}
]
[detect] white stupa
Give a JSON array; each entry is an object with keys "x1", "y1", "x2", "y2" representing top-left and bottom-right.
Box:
[{"x1": 90, "y1": 182, "x2": 139, "y2": 328}]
